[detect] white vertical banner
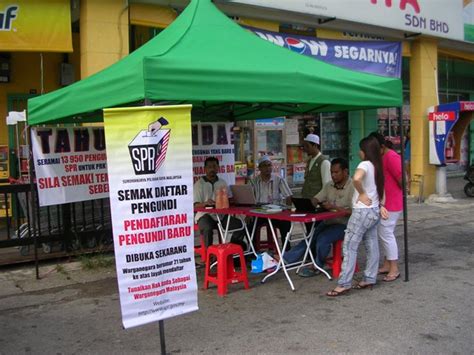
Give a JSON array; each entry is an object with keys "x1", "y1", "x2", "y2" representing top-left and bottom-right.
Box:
[
  {"x1": 31, "y1": 126, "x2": 108, "y2": 206},
  {"x1": 191, "y1": 122, "x2": 235, "y2": 185},
  {"x1": 103, "y1": 105, "x2": 198, "y2": 329}
]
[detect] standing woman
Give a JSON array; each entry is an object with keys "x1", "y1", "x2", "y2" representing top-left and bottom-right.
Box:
[
  {"x1": 369, "y1": 132, "x2": 402, "y2": 282},
  {"x1": 327, "y1": 136, "x2": 385, "y2": 296}
]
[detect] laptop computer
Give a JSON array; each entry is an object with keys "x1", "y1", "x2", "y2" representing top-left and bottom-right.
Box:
[
  {"x1": 230, "y1": 185, "x2": 257, "y2": 206},
  {"x1": 291, "y1": 197, "x2": 327, "y2": 213}
]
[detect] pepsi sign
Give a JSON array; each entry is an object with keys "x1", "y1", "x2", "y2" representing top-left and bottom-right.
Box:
[
  {"x1": 285, "y1": 37, "x2": 307, "y2": 54},
  {"x1": 249, "y1": 27, "x2": 402, "y2": 78}
]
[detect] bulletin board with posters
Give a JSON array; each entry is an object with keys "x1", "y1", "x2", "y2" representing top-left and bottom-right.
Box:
[
  {"x1": 191, "y1": 122, "x2": 235, "y2": 186},
  {"x1": 377, "y1": 104, "x2": 410, "y2": 152},
  {"x1": 285, "y1": 115, "x2": 319, "y2": 186},
  {"x1": 254, "y1": 118, "x2": 287, "y2": 178}
]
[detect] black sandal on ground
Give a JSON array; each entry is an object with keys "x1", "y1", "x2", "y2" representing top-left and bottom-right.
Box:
[
  {"x1": 383, "y1": 273, "x2": 400, "y2": 282},
  {"x1": 326, "y1": 288, "x2": 351, "y2": 297},
  {"x1": 352, "y1": 282, "x2": 375, "y2": 290}
]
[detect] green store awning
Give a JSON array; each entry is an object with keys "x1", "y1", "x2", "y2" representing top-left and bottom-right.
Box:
[{"x1": 27, "y1": 0, "x2": 402, "y2": 125}]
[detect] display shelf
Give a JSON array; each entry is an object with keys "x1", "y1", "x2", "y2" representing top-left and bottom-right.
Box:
[
  {"x1": 0, "y1": 191, "x2": 11, "y2": 218},
  {"x1": 0, "y1": 146, "x2": 9, "y2": 180}
]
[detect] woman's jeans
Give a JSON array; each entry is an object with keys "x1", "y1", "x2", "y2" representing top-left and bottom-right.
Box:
[{"x1": 338, "y1": 207, "x2": 380, "y2": 288}]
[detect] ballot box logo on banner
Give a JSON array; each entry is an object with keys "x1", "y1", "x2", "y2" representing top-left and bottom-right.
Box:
[{"x1": 129, "y1": 117, "x2": 170, "y2": 175}]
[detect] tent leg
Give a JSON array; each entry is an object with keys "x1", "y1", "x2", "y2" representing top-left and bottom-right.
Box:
[
  {"x1": 397, "y1": 107, "x2": 409, "y2": 282},
  {"x1": 27, "y1": 126, "x2": 40, "y2": 280}
]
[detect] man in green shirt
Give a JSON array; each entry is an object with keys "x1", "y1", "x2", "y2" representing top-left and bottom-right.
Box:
[{"x1": 301, "y1": 134, "x2": 331, "y2": 199}]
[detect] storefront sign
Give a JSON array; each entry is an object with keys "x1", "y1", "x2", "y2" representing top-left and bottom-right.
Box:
[
  {"x1": 31, "y1": 127, "x2": 108, "y2": 206},
  {"x1": 428, "y1": 111, "x2": 457, "y2": 165},
  {"x1": 192, "y1": 122, "x2": 235, "y2": 185},
  {"x1": 464, "y1": 0, "x2": 474, "y2": 42},
  {"x1": 229, "y1": 0, "x2": 463, "y2": 41},
  {"x1": 460, "y1": 101, "x2": 474, "y2": 111},
  {"x1": 255, "y1": 117, "x2": 285, "y2": 127},
  {"x1": 103, "y1": 105, "x2": 198, "y2": 329},
  {"x1": 0, "y1": 0, "x2": 72, "y2": 52},
  {"x1": 249, "y1": 27, "x2": 402, "y2": 78}
]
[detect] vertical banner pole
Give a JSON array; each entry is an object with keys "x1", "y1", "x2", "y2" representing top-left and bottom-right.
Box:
[
  {"x1": 27, "y1": 125, "x2": 40, "y2": 279},
  {"x1": 159, "y1": 320, "x2": 166, "y2": 355},
  {"x1": 397, "y1": 107, "x2": 409, "y2": 281}
]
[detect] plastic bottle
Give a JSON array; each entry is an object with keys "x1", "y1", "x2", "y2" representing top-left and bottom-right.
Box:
[
  {"x1": 222, "y1": 187, "x2": 229, "y2": 209},
  {"x1": 215, "y1": 187, "x2": 223, "y2": 209}
]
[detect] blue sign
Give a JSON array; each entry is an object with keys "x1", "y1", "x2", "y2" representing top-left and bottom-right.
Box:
[
  {"x1": 248, "y1": 27, "x2": 402, "y2": 78},
  {"x1": 428, "y1": 111, "x2": 457, "y2": 165}
]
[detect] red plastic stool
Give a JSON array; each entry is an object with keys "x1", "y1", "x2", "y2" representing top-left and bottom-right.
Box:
[
  {"x1": 203, "y1": 243, "x2": 249, "y2": 296},
  {"x1": 194, "y1": 224, "x2": 223, "y2": 262},
  {"x1": 325, "y1": 239, "x2": 358, "y2": 278},
  {"x1": 194, "y1": 224, "x2": 207, "y2": 261},
  {"x1": 253, "y1": 222, "x2": 278, "y2": 253}
]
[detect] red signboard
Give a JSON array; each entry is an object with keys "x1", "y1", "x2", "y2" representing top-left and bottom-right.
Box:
[
  {"x1": 428, "y1": 111, "x2": 456, "y2": 121},
  {"x1": 460, "y1": 101, "x2": 474, "y2": 111}
]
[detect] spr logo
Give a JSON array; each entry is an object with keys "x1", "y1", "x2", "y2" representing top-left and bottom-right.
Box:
[
  {"x1": 0, "y1": 5, "x2": 18, "y2": 31},
  {"x1": 370, "y1": 0, "x2": 420, "y2": 14},
  {"x1": 128, "y1": 117, "x2": 170, "y2": 175}
]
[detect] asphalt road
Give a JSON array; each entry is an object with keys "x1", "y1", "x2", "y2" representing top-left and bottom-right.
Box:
[{"x1": 0, "y1": 177, "x2": 473, "y2": 354}]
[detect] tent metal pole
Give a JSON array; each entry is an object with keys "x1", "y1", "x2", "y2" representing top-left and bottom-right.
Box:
[
  {"x1": 397, "y1": 106, "x2": 409, "y2": 281},
  {"x1": 159, "y1": 320, "x2": 166, "y2": 355},
  {"x1": 27, "y1": 125, "x2": 40, "y2": 279},
  {"x1": 142, "y1": 98, "x2": 167, "y2": 353}
]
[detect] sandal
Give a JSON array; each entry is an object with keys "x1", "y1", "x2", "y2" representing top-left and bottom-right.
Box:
[
  {"x1": 383, "y1": 273, "x2": 400, "y2": 282},
  {"x1": 298, "y1": 267, "x2": 320, "y2": 278},
  {"x1": 326, "y1": 288, "x2": 350, "y2": 297},
  {"x1": 378, "y1": 269, "x2": 389, "y2": 275},
  {"x1": 352, "y1": 282, "x2": 374, "y2": 290}
]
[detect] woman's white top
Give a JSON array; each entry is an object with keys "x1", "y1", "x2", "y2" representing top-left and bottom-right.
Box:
[{"x1": 352, "y1": 160, "x2": 379, "y2": 209}]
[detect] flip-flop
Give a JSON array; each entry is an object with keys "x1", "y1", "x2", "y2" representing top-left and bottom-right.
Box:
[
  {"x1": 326, "y1": 288, "x2": 350, "y2": 297},
  {"x1": 378, "y1": 270, "x2": 389, "y2": 275},
  {"x1": 383, "y1": 273, "x2": 400, "y2": 282}
]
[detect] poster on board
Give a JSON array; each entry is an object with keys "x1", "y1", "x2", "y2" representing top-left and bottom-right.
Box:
[
  {"x1": 103, "y1": 105, "x2": 198, "y2": 329},
  {"x1": 191, "y1": 122, "x2": 235, "y2": 185},
  {"x1": 31, "y1": 126, "x2": 108, "y2": 206}
]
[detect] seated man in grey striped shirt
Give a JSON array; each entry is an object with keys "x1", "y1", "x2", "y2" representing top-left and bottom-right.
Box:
[{"x1": 249, "y1": 156, "x2": 293, "y2": 251}]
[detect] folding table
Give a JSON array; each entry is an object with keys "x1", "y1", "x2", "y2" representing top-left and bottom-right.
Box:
[
  {"x1": 194, "y1": 205, "x2": 349, "y2": 290},
  {"x1": 243, "y1": 208, "x2": 349, "y2": 291}
]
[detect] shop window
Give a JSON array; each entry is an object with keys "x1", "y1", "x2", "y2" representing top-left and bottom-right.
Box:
[{"x1": 130, "y1": 25, "x2": 163, "y2": 52}]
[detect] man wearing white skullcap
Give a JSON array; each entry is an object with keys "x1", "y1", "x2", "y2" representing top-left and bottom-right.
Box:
[{"x1": 301, "y1": 134, "x2": 331, "y2": 199}]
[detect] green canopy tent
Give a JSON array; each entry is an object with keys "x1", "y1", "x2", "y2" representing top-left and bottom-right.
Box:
[
  {"x1": 27, "y1": 0, "x2": 402, "y2": 125},
  {"x1": 26, "y1": 0, "x2": 409, "y2": 283}
]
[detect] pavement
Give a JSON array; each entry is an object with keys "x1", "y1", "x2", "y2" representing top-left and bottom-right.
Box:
[{"x1": 0, "y1": 177, "x2": 473, "y2": 354}]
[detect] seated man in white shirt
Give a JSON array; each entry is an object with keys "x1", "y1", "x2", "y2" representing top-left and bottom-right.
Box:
[
  {"x1": 282, "y1": 158, "x2": 354, "y2": 276},
  {"x1": 194, "y1": 157, "x2": 246, "y2": 250},
  {"x1": 249, "y1": 156, "x2": 293, "y2": 251}
]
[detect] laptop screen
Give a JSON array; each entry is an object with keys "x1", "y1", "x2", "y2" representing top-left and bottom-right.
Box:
[{"x1": 230, "y1": 185, "x2": 257, "y2": 206}]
